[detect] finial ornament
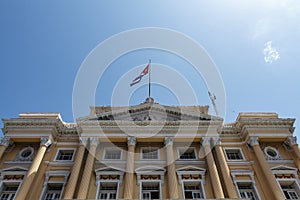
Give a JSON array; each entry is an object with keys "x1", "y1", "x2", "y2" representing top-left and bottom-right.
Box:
[
  {"x1": 0, "y1": 137, "x2": 10, "y2": 147},
  {"x1": 127, "y1": 137, "x2": 136, "y2": 146},
  {"x1": 247, "y1": 137, "x2": 259, "y2": 147},
  {"x1": 164, "y1": 137, "x2": 173, "y2": 146},
  {"x1": 285, "y1": 136, "x2": 297, "y2": 147},
  {"x1": 40, "y1": 137, "x2": 53, "y2": 147}
]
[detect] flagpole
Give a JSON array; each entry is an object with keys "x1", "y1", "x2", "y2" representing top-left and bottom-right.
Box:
[{"x1": 148, "y1": 59, "x2": 151, "y2": 98}]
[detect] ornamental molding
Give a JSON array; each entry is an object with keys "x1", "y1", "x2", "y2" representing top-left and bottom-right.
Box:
[
  {"x1": 285, "y1": 136, "x2": 297, "y2": 147},
  {"x1": 247, "y1": 136, "x2": 259, "y2": 147},
  {"x1": 0, "y1": 137, "x2": 11, "y2": 147},
  {"x1": 164, "y1": 137, "x2": 173, "y2": 146},
  {"x1": 127, "y1": 137, "x2": 136, "y2": 146},
  {"x1": 40, "y1": 136, "x2": 53, "y2": 147}
]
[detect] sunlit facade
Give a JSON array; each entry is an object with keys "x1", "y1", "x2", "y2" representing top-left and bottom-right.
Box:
[{"x1": 0, "y1": 99, "x2": 299, "y2": 200}]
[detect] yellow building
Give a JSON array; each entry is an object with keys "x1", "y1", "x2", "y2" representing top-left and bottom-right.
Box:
[{"x1": 0, "y1": 98, "x2": 299, "y2": 200}]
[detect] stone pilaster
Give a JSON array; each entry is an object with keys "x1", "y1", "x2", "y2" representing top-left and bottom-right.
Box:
[
  {"x1": 164, "y1": 137, "x2": 179, "y2": 199},
  {"x1": 77, "y1": 138, "x2": 99, "y2": 200},
  {"x1": 0, "y1": 137, "x2": 11, "y2": 160},
  {"x1": 202, "y1": 137, "x2": 224, "y2": 199},
  {"x1": 213, "y1": 138, "x2": 239, "y2": 198},
  {"x1": 62, "y1": 138, "x2": 88, "y2": 199},
  {"x1": 285, "y1": 136, "x2": 300, "y2": 171},
  {"x1": 123, "y1": 137, "x2": 136, "y2": 199},
  {"x1": 15, "y1": 136, "x2": 52, "y2": 200},
  {"x1": 247, "y1": 137, "x2": 285, "y2": 200}
]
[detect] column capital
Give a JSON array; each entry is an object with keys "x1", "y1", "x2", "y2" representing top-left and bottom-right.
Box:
[
  {"x1": 90, "y1": 137, "x2": 99, "y2": 146},
  {"x1": 40, "y1": 137, "x2": 52, "y2": 147},
  {"x1": 0, "y1": 137, "x2": 11, "y2": 147},
  {"x1": 164, "y1": 137, "x2": 173, "y2": 146},
  {"x1": 247, "y1": 136, "x2": 259, "y2": 147},
  {"x1": 211, "y1": 137, "x2": 221, "y2": 146},
  {"x1": 285, "y1": 136, "x2": 297, "y2": 147},
  {"x1": 127, "y1": 137, "x2": 136, "y2": 146},
  {"x1": 79, "y1": 137, "x2": 89, "y2": 146},
  {"x1": 202, "y1": 137, "x2": 212, "y2": 146}
]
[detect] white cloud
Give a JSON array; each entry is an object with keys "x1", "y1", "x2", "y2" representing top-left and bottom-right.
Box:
[{"x1": 263, "y1": 41, "x2": 280, "y2": 63}]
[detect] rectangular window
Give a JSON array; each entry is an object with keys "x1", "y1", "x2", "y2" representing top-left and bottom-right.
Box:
[
  {"x1": 280, "y1": 182, "x2": 300, "y2": 199},
  {"x1": 43, "y1": 184, "x2": 63, "y2": 200},
  {"x1": 141, "y1": 182, "x2": 160, "y2": 200},
  {"x1": 225, "y1": 149, "x2": 244, "y2": 160},
  {"x1": 0, "y1": 183, "x2": 19, "y2": 200},
  {"x1": 178, "y1": 148, "x2": 196, "y2": 160},
  {"x1": 183, "y1": 181, "x2": 204, "y2": 199},
  {"x1": 97, "y1": 182, "x2": 118, "y2": 200},
  {"x1": 55, "y1": 149, "x2": 75, "y2": 161},
  {"x1": 237, "y1": 183, "x2": 258, "y2": 200},
  {"x1": 104, "y1": 148, "x2": 122, "y2": 160},
  {"x1": 141, "y1": 147, "x2": 159, "y2": 160}
]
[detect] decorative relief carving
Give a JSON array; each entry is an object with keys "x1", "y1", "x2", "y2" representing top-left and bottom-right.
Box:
[
  {"x1": 79, "y1": 137, "x2": 89, "y2": 146},
  {"x1": 90, "y1": 137, "x2": 99, "y2": 146},
  {"x1": 17, "y1": 147, "x2": 35, "y2": 161},
  {"x1": 285, "y1": 136, "x2": 297, "y2": 147},
  {"x1": 127, "y1": 137, "x2": 136, "y2": 146},
  {"x1": 247, "y1": 137, "x2": 259, "y2": 147},
  {"x1": 164, "y1": 137, "x2": 173, "y2": 146},
  {"x1": 0, "y1": 137, "x2": 11, "y2": 147},
  {"x1": 40, "y1": 137, "x2": 52, "y2": 147}
]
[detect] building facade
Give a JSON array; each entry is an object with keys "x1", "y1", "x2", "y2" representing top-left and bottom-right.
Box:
[{"x1": 0, "y1": 98, "x2": 299, "y2": 200}]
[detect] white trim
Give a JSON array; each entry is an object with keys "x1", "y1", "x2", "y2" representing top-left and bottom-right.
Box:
[
  {"x1": 223, "y1": 147, "x2": 245, "y2": 161},
  {"x1": 135, "y1": 166, "x2": 166, "y2": 185},
  {"x1": 102, "y1": 147, "x2": 123, "y2": 160},
  {"x1": 53, "y1": 142, "x2": 79, "y2": 146},
  {"x1": 140, "y1": 147, "x2": 160, "y2": 160},
  {"x1": 54, "y1": 148, "x2": 76, "y2": 162},
  {"x1": 177, "y1": 147, "x2": 197, "y2": 160},
  {"x1": 264, "y1": 146, "x2": 280, "y2": 160},
  {"x1": 39, "y1": 170, "x2": 70, "y2": 200},
  {"x1": 231, "y1": 170, "x2": 261, "y2": 200},
  {"x1": 94, "y1": 167, "x2": 124, "y2": 200},
  {"x1": 139, "y1": 180, "x2": 162, "y2": 200},
  {"x1": 181, "y1": 180, "x2": 206, "y2": 199}
]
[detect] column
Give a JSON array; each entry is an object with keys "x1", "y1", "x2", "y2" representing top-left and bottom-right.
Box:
[
  {"x1": 202, "y1": 138, "x2": 224, "y2": 199},
  {"x1": 15, "y1": 136, "x2": 52, "y2": 200},
  {"x1": 285, "y1": 136, "x2": 300, "y2": 171},
  {"x1": 247, "y1": 137, "x2": 285, "y2": 200},
  {"x1": 77, "y1": 137, "x2": 99, "y2": 199},
  {"x1": 62, "y1": 138, "x2": 88, "y2": 199},
  {"x1": 165, "y1": 137, "x2": 179, "y2": 199},
  {"x1": 0, "y1": 137, "x2": 11, "y2": 160},
  {"x1": 213, "y1": 138, "x2": 239, "y2": 198},
  {"x1": 123, "y1": 137, "x2": 136, "y2": 199}
]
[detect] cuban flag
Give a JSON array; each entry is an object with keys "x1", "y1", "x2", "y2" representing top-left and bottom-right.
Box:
[{"x1": 130, "y1": 64, "x2": 150, "y2": 86}]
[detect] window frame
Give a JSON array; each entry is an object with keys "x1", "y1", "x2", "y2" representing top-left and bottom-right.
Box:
[
  {"x1": 96, "y1": 180, "x2": 119, "y2": 200},
  {"x1": 39, "y1": 171, "x2": 70, "y2": 200},
  {"x1": 177, "y1": 147, "x2": 197, "y2": 160},
  {"x1": 181, "y1": 180, "x2": 206, "y2": 199},
  {"x1": 140, "y1": 147, "x2": 160, "y2": 160},
  {"x1": 54, "y1": 148, "x2": 76, "y2": 162},
  {"x1": 103, "y1": 147, "x2": 123, "y2": 160},
  {"x1": 223, "y1": 147, "x2": 245, "y2": 161},
  {"x1": 140, "y1": 180, "x2": 162, "y2": 200},
  {"x1": 277, "y1": 179, "x2": 300, "y2": 199}
]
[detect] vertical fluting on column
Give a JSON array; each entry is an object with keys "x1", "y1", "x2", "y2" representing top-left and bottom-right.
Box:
[
  {"x1": 164, "y1": 137, "x2": 179, "y2": 199},
  {"x1": 77, "y1": 137, "x2": 99, "y2": 200},
  {"x1": 202, "y1": 137, "x2": 224, "y2": 199},
  {"x1": 0, "y1": 137, "x2": 11, "y2": 160},
  {"x1": 213, "y1": 138, "x2": 239, "y2": 198},
  {"x1": 123, "y1": 137, "x2": 136, "y2": 199},
  {"x1": 247, "y1": 137, "x2": 285, "y2": 200},
  {"x1": 15, "y1": 136, "x2": 52, "y2": 200},
  {"x1": 62, "y1": 138, "x2": 88, "y2": 199}
]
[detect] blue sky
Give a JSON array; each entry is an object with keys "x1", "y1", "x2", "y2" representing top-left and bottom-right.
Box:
[{"x1": 1, "y1": 1, "x2": 300, "y2": 139}]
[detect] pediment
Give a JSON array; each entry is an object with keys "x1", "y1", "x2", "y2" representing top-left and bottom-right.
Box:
[
  {"x1": 0, "y1": 166, "x2": 28, "y2": 172},
  {"x1": 81, "y1": 100, "x2": 219, "y2": 122},
  {"x1": 271, "y1": 165, "x2": 297, "y2": 171},
  {"x1": 176, "y1": 166, "x2": 206, "y2": 172}
]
